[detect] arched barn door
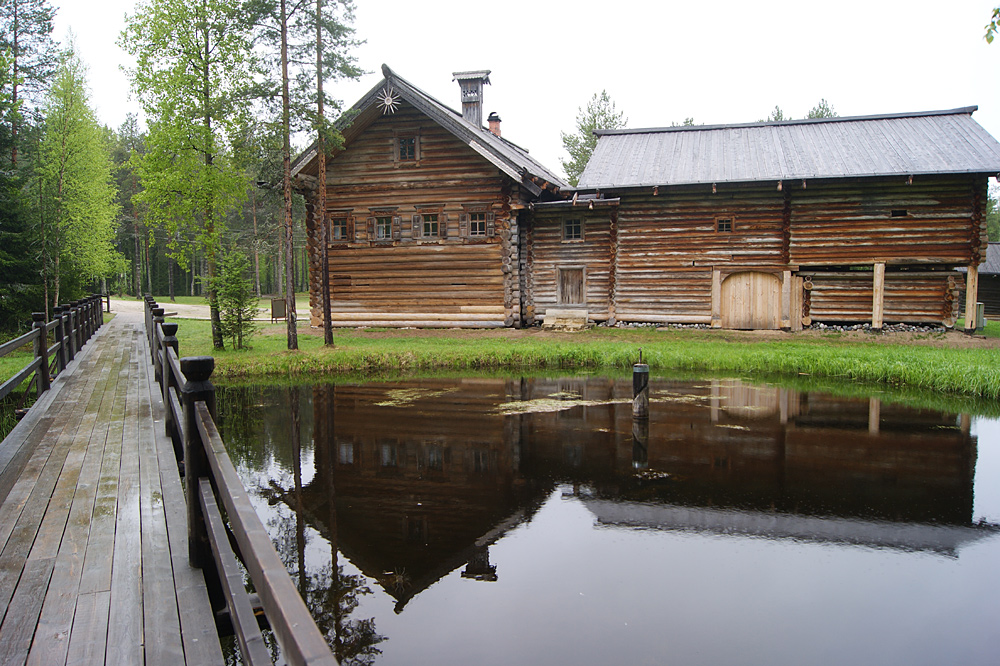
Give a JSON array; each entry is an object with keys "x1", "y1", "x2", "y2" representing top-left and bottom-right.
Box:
[{"x1": 721, "y1": 271, "x2": 781, "y2": 330}]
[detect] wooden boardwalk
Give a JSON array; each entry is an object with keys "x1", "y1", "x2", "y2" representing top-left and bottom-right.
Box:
[{"x1": 0, "y1": 311, "x2": 223, "y2": 665}]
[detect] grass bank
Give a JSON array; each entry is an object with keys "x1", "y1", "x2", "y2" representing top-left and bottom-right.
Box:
[{"x1": 167, "y1": 318, "x2": 1000, "y2": 402}]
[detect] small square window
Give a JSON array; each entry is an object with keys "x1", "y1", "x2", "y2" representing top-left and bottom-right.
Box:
[
  {"x1": 469, "y1": 212, "x2": 487, "y2": 236},
  {"x1": 717, "y1": 218, "x2": 733, "y2": 233},
  {"x1": 564, "y1": 218, "x2": 582, "y2": 240},
  {"x1": 331, "y1": 217, "x2": 348, "y2": 241},
  {"x1": 398, "y1": 136, "x2": 416, "y2": 161},
  {"x1": 423, "y1": 213, "x2": 439, "y2": 237},
  {"x1": 376, "y1": 216, "x2": 392, "y2": 240}
]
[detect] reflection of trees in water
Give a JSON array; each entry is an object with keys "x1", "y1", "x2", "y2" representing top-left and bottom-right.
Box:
[
  {"x1": 260, "y1": 385, "x2": 386, "y2": 665},
  {"x1": 216, "y1": 384, "x2": 268, "y2": 469}
]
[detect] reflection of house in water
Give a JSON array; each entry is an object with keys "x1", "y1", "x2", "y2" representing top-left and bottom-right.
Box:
[{"x1": 295, "y1": 377, "x2": 992, "y2": 610}]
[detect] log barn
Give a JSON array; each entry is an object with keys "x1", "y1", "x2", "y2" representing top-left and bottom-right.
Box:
[
  {"x1": 527, "y1": 107, "x2": 1000, "y2": 331},
  {"x1": 296, "y1": 67, "x2": 1000, "y2": 332},
  {"x1": 292, "y1": 65, "x2": 566, "y2": 328}
]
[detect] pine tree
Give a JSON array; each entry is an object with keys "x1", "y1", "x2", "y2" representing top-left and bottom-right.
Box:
[
  {"x1": 560, "y1": 91, "x2": 627, "y2": 187},
  {"x1": 214, "y1": 248, "x2": 258, "y2": 349}
]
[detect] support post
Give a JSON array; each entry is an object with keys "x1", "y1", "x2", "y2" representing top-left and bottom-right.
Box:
[
  {"x1": 62, "y1": 303, "x2": 76, "y2": 362},
  {"x1": 868, "y1": 397, "x2": 880, "y2": 435},
  {"x1": 872, "y1": 262, "x2": 885, "y2": 331},
  {"x1": 711, "y1": 268, "x2": 722, "y2": 328},
  {"x1": 73, "y1": 301, "x2": 84, "y2": 353},
  {"x1": 161, "y1": 323, "x2": 180, "y2": 457},
  {"x1": 632, "y1": 354, "x2": 649, "y2": 419},
  {"x1": 152, "y1": 307, "x2": 165, "y2": 382},
  {"x1": 181, "y1": 355, "x2": 216, "y2": 569},
  {"x1": 32, "y1": 313, "x2": 50, "y2": 394},
  {"x1": 52, "y1": 306, "x2": 65, "y2": 375},
  {"x1": 965, "y1": 264, "x2": 979, "y2": 334}
]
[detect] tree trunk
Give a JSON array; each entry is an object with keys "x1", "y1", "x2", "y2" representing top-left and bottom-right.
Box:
[
  {"x1": 251, "y1": 186, "x2": 261, "y2": 298},
  {"x1": 281, "y1": 0, "x2": 297, "y2": 350},
  {"x1": 168, "y1": 253, "x2": 175, "y2": 301},
  {"x1": 133, "y1": 222, "x2": 142, "y2": 297}
]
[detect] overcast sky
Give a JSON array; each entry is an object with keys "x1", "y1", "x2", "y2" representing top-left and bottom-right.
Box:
[{"x1": 54, "y1": 0, "x2": 1000, "y2": 178}]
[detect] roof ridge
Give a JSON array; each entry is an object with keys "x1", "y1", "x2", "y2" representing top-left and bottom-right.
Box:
[{"x1": 594, "y1": 106, "x2": 981, "y2": 136}]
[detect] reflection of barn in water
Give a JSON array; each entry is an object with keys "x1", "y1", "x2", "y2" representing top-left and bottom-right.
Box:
[{"x1": 295, "y1": 377, "x2": 987, "y2": 609}]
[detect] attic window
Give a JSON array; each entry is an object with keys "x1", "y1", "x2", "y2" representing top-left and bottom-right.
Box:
[
  {"x1": 890, "y1": 209, "x2": 908, "y2": 218},
  {"x1": 563, "y1": 218, "x2": 583, "y2": 241},
  {"x1": 393, "y1": 129, "x2": 420, "y2": 165},
  {"x1": 398, "y1": 137, "x2": 416, "y2": 160},
  {"x1": 716, "y1": 217, "x2": 733, "y2": 233}
]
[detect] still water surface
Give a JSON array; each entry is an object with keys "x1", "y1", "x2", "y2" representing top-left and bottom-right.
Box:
[{"x1": 217, "y1": 377, "x2": 1000, "y2": 665}]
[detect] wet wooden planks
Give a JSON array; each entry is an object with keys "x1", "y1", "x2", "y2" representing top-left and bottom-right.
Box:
[{"x1": 0, "y1": 312, "x2": 223, "y2": 665}]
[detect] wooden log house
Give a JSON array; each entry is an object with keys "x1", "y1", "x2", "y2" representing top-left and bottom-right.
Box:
[
  {"x1": 528, "y1": 107, "x2": 1000, "y2": 331},
  {"x1": 292, "y1": 65, "x2": 566, "y2": 328}
]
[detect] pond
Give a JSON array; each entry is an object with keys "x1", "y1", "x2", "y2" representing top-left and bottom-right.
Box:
[{"x1": 216, "y1": 376, "x2": 1000, "y2": 666}]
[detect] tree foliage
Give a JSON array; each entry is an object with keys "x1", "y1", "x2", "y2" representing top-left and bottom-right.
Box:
[
  {"x1": 213, "y1": 248, "x2": 259, "y2": 349},
  {"x1": 121, "y1": 0, "x2": 259, "y2": 349},
  {"x1": 0, "y1": 0, "x2": 57, "y2": 164},
  {"x1": 806, "y1": 98, "x2": 838, "y2": 119},
  {"x1": 560, "y1": 90, "x2": 627, "y2": 187},
  {"x1": 36, "y1": 45, "x2": 121, "y2": 309},
  {"x1": 986, "y1": 7, "x2": 1000, "y2": 43}
]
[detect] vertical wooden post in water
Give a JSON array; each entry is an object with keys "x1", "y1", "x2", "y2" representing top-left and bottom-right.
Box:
[
  {"x1": 633, "y1": 351, "x2": 649, "y2": 419},
  {"x1": 31, "y1": 313, "x2": 50, "y2": 394},
  {"x1": 181, "y1": 356, "x2": 216, "y2": 569}
]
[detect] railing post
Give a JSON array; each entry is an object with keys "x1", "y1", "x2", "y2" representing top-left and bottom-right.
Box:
[
  {"x1": 181, "y1": 356, "x2": 216, "y2": 569},
  {"x1": 62, "y1": 303, "x2": 76, "y2": 362},
  {"x1": 145, "y1": 296, "x2": 155, "y2": 350},
  {"x1": 52, "y1": 306, "x2": 65, "y2": 375},
  {"x1": 91, "y1": 294, "x2": 100, "y2": 334},
  {"x1": 152, "y1": 308, "x2": 165, "y2": 385},
  {"x1": 161, "y1": 323, "x2": 180, "y2": 448},
  {"x1": 81, "y1": 298, "x2": 92, "y2": 342},
  {"x1": 73, "y1": 301, "x2": 84, "y2": 352},
  {"x1": 32, "y1": 313, "x2": 50, "y2": 394}
]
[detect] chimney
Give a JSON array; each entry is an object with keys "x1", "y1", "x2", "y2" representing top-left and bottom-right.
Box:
[
  {"x1": 452, "y1": 69, "x2": 491, "y2": 127},
  {"x1": 487, "y1": 112, "x2": 501, "y2": 137}
]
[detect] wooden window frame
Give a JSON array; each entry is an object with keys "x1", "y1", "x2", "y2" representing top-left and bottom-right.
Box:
[
  {"x1": 716, "y1": 216, "x2": 734, "y2": 233},
  {"x1": 412, "y1": 204, "x2": 446, "y2": 240},
  {"x1": 367, "y1": 207, "x2": 400, "y2": 244},
  {"x1": 460, "y1": 203, "x2": 496, "y2": 240},
  {"x1": 563, "y1": 218, "x2": 583, "y2": 241},
  {"x1": 393, "y1": 128, "x2": 421, "y2": 166}
]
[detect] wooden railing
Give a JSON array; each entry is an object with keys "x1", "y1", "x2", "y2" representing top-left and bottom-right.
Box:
[
  {"x1": 0, "y1": 295, "x2": 106, "y2": 408},
  {"x1": 144, "y1": 296, "x2": 337, "y2": 666}
]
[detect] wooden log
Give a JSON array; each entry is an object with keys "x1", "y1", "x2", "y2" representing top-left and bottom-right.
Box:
[
  {"x1": 872, "y1": 262, "x2": 885, "y2": 330},
  {"x1": 965, "y1": 263, "x2": 979, "y2": 332}
]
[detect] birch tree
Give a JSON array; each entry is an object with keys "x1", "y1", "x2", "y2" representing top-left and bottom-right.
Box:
[
  {"x1": 122, "y1": 0, "x2": 257, "y2": 349},
  {"x1": 36, "y1": 46, "x2": 120, "y2": 313}
]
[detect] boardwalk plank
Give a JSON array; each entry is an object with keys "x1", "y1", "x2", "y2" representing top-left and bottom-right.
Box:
[
  {"x1": 26, "y1": 330, "x2": 128, "y2": 666},
  {"x1": 142, "y1": 323, "x2": 225, "y2": 665},
  {"x1": 0, "y1": 314, "x2": 225, "y2": 665},
  {"x1": 107, "y1": 331, "x2": 145, "y2": 666}
]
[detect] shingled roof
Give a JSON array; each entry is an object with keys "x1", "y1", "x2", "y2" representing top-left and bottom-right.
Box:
[
  {"x1": 576, "y1": 107, "x2": 1000, "y2": 190},
  {"x1": 292, "y1": 64, "x2": 567, "y2": 195}
]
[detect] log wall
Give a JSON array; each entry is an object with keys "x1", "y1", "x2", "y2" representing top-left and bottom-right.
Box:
[
  {"x1": 303, "y1": 101, "x2": 523, "y2": 328},
  {"x1": 526, "y1": 211, "x2": 614, "y2": 320}
]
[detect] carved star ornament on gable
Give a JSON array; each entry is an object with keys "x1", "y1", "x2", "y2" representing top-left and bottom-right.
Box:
[{"x1": 378, "y1": 87, "x2": 400, "y2": 114}]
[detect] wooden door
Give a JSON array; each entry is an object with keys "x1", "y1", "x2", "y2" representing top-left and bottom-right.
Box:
[
  {"x1": 558, "y1": 268, "x2": 584, "y2": 305},
  {"x1": 721, "y1": 271, "x2": 781, "y2": 329}
]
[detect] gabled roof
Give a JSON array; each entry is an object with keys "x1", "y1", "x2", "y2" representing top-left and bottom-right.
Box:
[
  {"x1": 292, "y1": 64, "x2": 568, "y2": 194},
  {"x1": 577, "y1": 107, "x2": 1000, "y2": 190}
]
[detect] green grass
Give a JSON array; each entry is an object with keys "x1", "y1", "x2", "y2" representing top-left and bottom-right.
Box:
[
  {"x1": 956, "y1": 317, "x2": 1000, "y2": 339},
  {"x1": 164, "y1": 319, "x2": 1000, "y2": 403},
  {"x1": 148, "y1": 293, "x2": 311, "y2": 312}
]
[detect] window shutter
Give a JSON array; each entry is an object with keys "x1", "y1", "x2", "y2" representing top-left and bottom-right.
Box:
[
  {"x1": 366, "y1": 216, "x2": 375, "y2": 240},
  {"x1": 412, "y1": 214, "x2": 421, "y2": 238},
  {"x1": 348, "y1": 216, "x2": 356, "y2": 240},
  {"x1": 486, "y1": 211, "x2": 496, "y2": 237},
  {"x1": 459, "y1": 213, "x2": 468, "y2": 237},
  {"x1": 440, "y1": 213, "x2": 448, "y2": 238},
  {"x1": 392, "y1": 216, "x2": 402, "y2": 240},
  {"x1": 414, "y1": 133, "x2": 421, "y2": 162}
]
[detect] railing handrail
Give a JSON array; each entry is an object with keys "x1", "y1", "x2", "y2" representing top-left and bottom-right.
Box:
[
  {"x1": 0, "y1": 295, "x2": 106, "y2": 411},
  {"x1": 146, "y1": 299, "x2": 337, "y2": 666}
]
